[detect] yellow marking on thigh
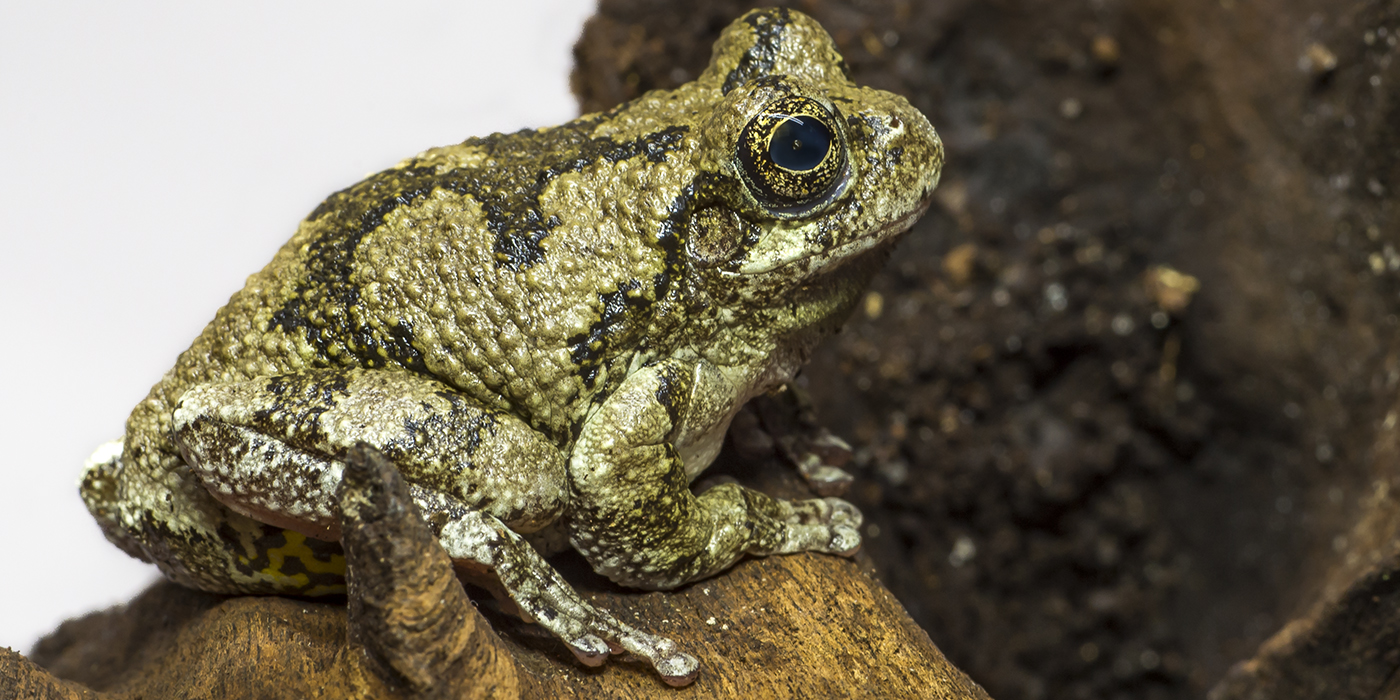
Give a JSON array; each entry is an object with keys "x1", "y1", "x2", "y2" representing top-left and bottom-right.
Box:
[
  {"x1": 260, "y1": 530, "x2": 347, "y2": 591},
  {"x1": 229, "y1": 515, "x2": 264, "y2": 564}
]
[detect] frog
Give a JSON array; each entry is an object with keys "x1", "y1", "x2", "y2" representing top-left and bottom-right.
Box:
[{"x1": 79, "y1": 7, "x2": 942, "y2": 686}]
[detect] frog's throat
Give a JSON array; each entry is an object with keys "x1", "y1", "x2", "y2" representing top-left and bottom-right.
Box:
[{"x1": 735, "y1": 194, "x2": 932, "y2": 276}]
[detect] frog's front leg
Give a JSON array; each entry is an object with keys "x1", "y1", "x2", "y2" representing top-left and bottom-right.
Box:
[
  {"x1": 568, "y1": 359, "x2": 863, "y2": 590},
  {"x1": 172, "y1": 368, "x2": 697, "y2": 684}
]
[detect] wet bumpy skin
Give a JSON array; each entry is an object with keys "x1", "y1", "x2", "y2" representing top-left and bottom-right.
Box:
[{"x1": 80, "y1": 7, "x2": 941, "y2": 685}]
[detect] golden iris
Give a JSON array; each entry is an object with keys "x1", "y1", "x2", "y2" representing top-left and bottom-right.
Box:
[{"x1": 737, "y1": 96, "x2": 848, "y2": 216}]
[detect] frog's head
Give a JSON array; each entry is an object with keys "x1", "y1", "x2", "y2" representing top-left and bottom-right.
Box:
[{"x1": 685, "y1": 8, "x2": 942, "y2": 338}]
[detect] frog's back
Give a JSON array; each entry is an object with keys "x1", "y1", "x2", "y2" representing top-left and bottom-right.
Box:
[{"x1": 142, "y1": 103, "x2": 708, "y2": 450}]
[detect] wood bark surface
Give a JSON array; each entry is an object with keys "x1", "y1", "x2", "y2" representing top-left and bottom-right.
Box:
[
  {"x1": 1208, "y1": 392, "x2": 1400, "y2": 700},
  {"x1": 5, "y1": 444, "x2": 988, "y2": 700}
]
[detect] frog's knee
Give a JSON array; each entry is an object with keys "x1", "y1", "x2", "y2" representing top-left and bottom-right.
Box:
[
  {"x1": 79, "y1": 439, "x2": 149, "y2": 561},
  {"x1": 79, "y1": 439, "x2": 125, "y2": 506}
]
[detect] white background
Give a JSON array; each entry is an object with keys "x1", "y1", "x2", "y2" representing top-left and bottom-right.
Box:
[{"x1": 0, "y1": 0, "x2": 595, "y2": 653}]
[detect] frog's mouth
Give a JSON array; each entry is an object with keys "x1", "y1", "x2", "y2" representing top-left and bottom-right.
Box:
[{"x1": 737, "y1": 192, "x2": 933, "y2": 276}]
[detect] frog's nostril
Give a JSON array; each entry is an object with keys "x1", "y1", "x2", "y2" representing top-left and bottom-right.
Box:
[{"x1": 890, "y1": 115, "x2": 902, "y2": 129}]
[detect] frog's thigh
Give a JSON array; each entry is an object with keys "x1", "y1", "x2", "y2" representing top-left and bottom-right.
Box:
[
  {"x1": 569, "y1": 360, "x2": 864, "y2": 591},
  {"x1": 172, "y1": 368, "x2": 567, "y2": 541}
]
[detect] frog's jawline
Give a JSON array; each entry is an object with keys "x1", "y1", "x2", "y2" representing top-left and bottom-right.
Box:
[{"x1": 740, "y1": 194, "x2": 933, "y2": 276}]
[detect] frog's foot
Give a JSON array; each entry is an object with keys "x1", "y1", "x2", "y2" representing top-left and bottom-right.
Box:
[
  {"x1": 790, "y1": 433, "x2": 856, "y2": 497},
  {"x1": 80, "y1": 438, "x2": 152, "y2": 562},
  {"x1": 783, "y1": 495, "x2": 864, "y2": 529},
  {"x1": 769, "y1": 493, "x2": 864, "y2": 557},
  {"x1": 437, "y1": 510, "x2": 700, "y2": 686}
]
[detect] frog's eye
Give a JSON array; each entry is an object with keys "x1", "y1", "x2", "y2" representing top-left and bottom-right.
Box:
[{"x1": 737, "y1": 96, "x2": 849, "y2": 217}]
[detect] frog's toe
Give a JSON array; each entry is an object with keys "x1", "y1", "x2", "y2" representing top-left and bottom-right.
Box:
[
  {"x1": 796, "y1": 458, "x2": 855, "y2": 497},
  {"x1": 437, "y1": 508, "x2": 700, "y2": 683},
  {"x1": 784, "y1": 496, "x2": 864, "y2": 528},
  {"x1": 829, "y1": 524, "x2": 863, "y2": 556},
  {"x1": 656, "y1": 651, "x2": 700, "y2": 687},
  {"x1": 824, "y1": 498, "x2": 863, "y2": 529},
  {"x1": 567, "y1": 635, "x2": 611, "y2": 667},
  {"x1": 776, "y1": 520, "x2": 864, "y2": 557},
  {"x1": 611, "y1": 629, "x2": 698, "y2": 687}
]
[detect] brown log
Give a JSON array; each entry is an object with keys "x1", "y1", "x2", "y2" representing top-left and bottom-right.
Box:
[
  {"x1": 1208, "y1": 392, "x2": 1400, "y2": 700},
  {"x1": 12, "y1": 441, "x2": 988, "y2": 700},
  {"x1": 16, "y1": 561, "x2": 984, "y2": 699}
]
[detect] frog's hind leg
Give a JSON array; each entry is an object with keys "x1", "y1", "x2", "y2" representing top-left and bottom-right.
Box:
[
  {"x1": 80, "y1": 434, "x2": 348, "y2": 596},
  {"x1": 171, "y1": 368, "x2": 571, "y2": 544},
  {"x1": 335, "y1": 443, "x2": 703, "y2": 689},
  {"x1": 80, "y1": 439, "x2": 148, "y2": 562},
  {"x1": 172, "y1": 367, "x2": 698, "y2": 684}
]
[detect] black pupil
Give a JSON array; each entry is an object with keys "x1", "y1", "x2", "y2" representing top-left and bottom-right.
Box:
[{"x1": 769, "y1": 116, "x2": 830, "y2": 171}]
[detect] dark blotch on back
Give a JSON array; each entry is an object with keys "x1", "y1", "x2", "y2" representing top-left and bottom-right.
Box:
[
  {"x1": 268, "y1": 123, "x2": 690, "y2": 381},
  {"x1": 564, "y1": 186, "x2": 693, "y2": 391},
  {"x1": 722, "y1": 7, "x2": 791, "y2": 95}
]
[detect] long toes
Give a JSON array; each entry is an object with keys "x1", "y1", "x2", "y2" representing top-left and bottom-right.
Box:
[
  {"x1": 780, "y1": 521, "x2": 863, "y2": 556},
  {"x1": 825, "y1": 498, "x2": 863, "y2": 528},
  {"x1": 568, "y1": 635, "x2": 611, "y2": 667},
  {"x1": 829, "y1": 524, "x2": 862, "y2": 556},
  {"x1": 604, "y1": 625, "x2": 699, "y2": 685},
  {"x1": 545, "y1": 599, "x2": 697, "y2": 682},
  {"x1": 786, "y1": 497, "x2": 864, "y2": 528},
  {"x1": 797, "y1": 459, "x2": 855, "y2": 497},
  {"x1": 656, "y1": 651, "x2": 700, "y2": 687},
  {"x1": 784, "y1": 497, "x2": 834, "y2": 525}
]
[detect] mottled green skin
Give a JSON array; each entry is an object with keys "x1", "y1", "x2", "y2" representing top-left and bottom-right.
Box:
[{"x1": 81, "y1": 8, "x2": 941, "y2": 682}]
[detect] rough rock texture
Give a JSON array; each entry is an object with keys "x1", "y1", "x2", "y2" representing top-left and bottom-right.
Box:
[{"x1": 578, "y1": 1, "x2": 1398, "y2": 699}]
